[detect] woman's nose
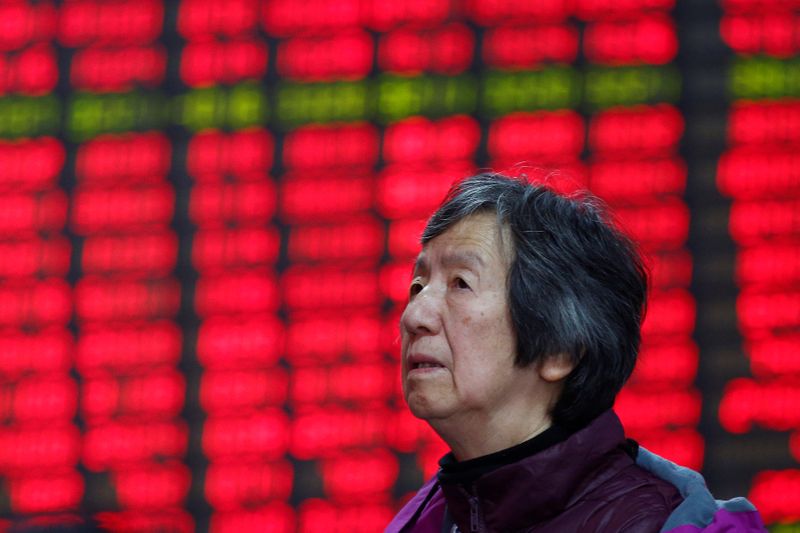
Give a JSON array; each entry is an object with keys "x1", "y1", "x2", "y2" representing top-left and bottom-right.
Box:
[{"x1": 400, "y1": 285, "x2": 442, "y2": 336}]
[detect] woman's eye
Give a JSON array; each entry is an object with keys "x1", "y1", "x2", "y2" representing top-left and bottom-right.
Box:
[
  {"x1": 409, "y1": 282, "x2": 423, "y2": 297},
  {"x1": 454, "y1": 277, "x2": 470, "y2": 290}
]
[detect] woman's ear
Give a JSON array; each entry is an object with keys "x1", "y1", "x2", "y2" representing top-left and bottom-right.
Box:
[{"x1": 538, "y1": 353, "x2": 576, "y2": 383}]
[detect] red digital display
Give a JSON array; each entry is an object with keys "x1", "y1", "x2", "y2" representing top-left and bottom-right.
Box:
[
  {"x1": 483, "y1": 24, "x2": 579, "y2": 68},
  {"x1": 378, "y1": 24, "x2": 474, "y2": 75},
  {"x1": 716, "y1": 0, "x2": 800, "y2": 517},
  {"x1": 278, "y1": 32, "x2": 372, "y2": 81},
  {"x1": 0, "y1": 0, "x2": 796, "y2": 528}
]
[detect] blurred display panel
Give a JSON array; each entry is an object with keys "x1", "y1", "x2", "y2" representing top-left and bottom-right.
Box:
[
  {"x1": 717, "y1": 0, "x2": 800, "y2": 524},
  {"x1": 0, "y1": 0, "x2": 797, "y2": 530}
]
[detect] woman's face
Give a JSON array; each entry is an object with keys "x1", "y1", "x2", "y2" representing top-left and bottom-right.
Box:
[{"x1": 400, "y1": 212, "x2": 534, "y2": 429}]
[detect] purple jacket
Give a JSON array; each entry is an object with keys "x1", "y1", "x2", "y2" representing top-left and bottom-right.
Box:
[{"x1": 386, "y1": 411, "x2": 766, "y2": 532}]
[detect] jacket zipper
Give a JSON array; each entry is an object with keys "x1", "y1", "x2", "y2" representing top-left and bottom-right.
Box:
[{"x1": 468, "y1": 487, "x2": 483, "y2": 532}]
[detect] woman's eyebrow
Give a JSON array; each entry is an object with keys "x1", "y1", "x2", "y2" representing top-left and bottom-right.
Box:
[
  {"x1": 413, "y1": 250, "x2": 486, "y2": 275},
  {"x1": 441, "y1": 250, "x2": 485, "y2": 270},
  {"x1": 413, "y1": 255, "x2": 428, "y2": 275}
]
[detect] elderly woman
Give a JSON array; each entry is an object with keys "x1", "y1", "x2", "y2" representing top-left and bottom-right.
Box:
[{"x1": 386, "y1": 175, "x2": 764, "y2": 532}]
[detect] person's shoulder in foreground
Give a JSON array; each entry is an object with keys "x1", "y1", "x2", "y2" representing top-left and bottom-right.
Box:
[
  {"x1": 387, "y1": 173, "x2": 766, "y2": 532},
  {"x1": 386, "y1": 410, "x2": 766, "y2": 532}
]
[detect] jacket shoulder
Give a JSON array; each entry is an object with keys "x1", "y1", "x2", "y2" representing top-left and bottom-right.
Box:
[
  {"x1": 571, "y1": 459, "x2": 684, "y2": 533},
  {"x1": 635, "y1": 447, "x2": 767, "y2": 532}
]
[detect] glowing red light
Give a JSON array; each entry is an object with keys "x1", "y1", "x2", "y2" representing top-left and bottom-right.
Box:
[
  {"x1": 728, "y1": 100, "x2": 800, "y2": 145},
  {"x1": 290, "y1": 363, "x2": 397, "y2": 405},
  {"x1": 747, "y1": 335, "x2": 800, "y2": 377},
  {"x1": 288, "y1": 218, "x2": 384, "y2": 262},
  {"x1": 721, "y1": 12, "x2": 800, "y2": 57},
  {"x1": 0, "y1": 44, "x2": 58, "y2": 95},
  {"x1": 366, "y1": 0, "x2": 451, "y2": 31},
  {"x1": 0, "y1": 137, "x2": 64, "y2": 190},
  {"x1": 632, "y1": 429, "x2": 704, "y2": 471},
  {"x1": 196, "y1": 315, "x2": 283, "y2": 369},
  {"x1": 0, "y1": 3, "x2": 57, "y2": 52},
  {"x1": 193, "y1": 227, "x2": 280, "y2": 272},
  {"x1": 280, "y1": 174, "x2": 374, "y2": 223},
  {"x1": 11, "y1": 376, "x2": 77, "y2": 421},
  {"x1": 0, "y1": 237, "x2": 70, "y2": 279},
  {"x1": 181, "y1": 39, "x2": 267, "y2": 87},
  {"x1": 487, "y1": 163, "x2": 589, "y2": 195},
  {"x1": 74, "y1": 277, "x2": 179, "y2": 322},
  {"x1": 95, "y1": 510, "x2": 193, "y2": 533},
  {"x1": 383, "y1": 115, "x2": 480, "y2": 163},
  {"x1": 385, "y1": 408, "x2": 433, "y2": 453},
  {"x1": 8, "y1": 470, "x2": 83, "y2": 514},
  {"x1": 115, "y1": 462, "x2": 191, "y2": 509},
  {"x1": 327, "y1": 364, "x2": 397, "y2": 403},
  {"x1": 82, "y1": 421, "x2": 188, "y2": 471},
  {"x1": 589, "y1": 159, "x2": 686, "y2": 201},
  {"x1": 376, "y1": 163, "x2": 472, "y2": 219},
  {"x1": 736, "y1": 243, "x2": 800, "y2": 287},
  {"x1": 641, "y1": 289, "x2": 696, "y2": 337},
  {"x1": 190, "y1": 181, "x2": 276, "y2": 226},
  {"x1": 380, "y1": 261, "x2": 413, "y2": 304},
  {"x1": 631, "y1": 341, "x2": 699, "y2": 386},
  {"x1": 71, "y1": 185, "x2": 174, "y2": 235},
  {"x1": 206, "y1": 461, "x2": 293, "y2": 510},
  {"x1": 200, "y1": 369, "x2": 289, "y2": 413},
  {"x1": 730, "y1": 200, "x2": 800, "y2": 244},
  {"x1": 387, "y1": 219, "x2": 425, "y2": 258},
  {"x1": 483, "y1": 24, "x2": 578, "y2": 68},
  {"x1": 615, "y1": 387, "x2": 701, "y2": 432},
  {"x1": 282, "y1": 123, "x2": 378, "y2": 169},
  {"x1": 210, "y1": 504, "x2": 295, "y2": 533},
  {"x1": 284, "y1": 315, "x2": 382, "y2": 365},
  {"x1": 177, "y1": 0, "x2": 260, "y2": 38},
  {"x1": 187, "y1": 129, "x2": 274, "y2": 178},
  {"x1": 0, "y1": 279, "x2": 71, "y2": 326},
  {"x1": 720, "y1": 378, "x2": 800, "y2": 433},
  {"x1": 298, "y1": 500, "x2": 394, "y2": 533},
  {"x1": 262, "y1": 0, "x2": 364, "y2": 36},
  {"x1": 287, "y1": 368, "x2": 326, "y2": 405},
  {"x1": 76, "y1": 322, "x2": 181, "y2": 374},
  {"x1": 321, "y1": 450, "x2": 398, "y2": 500},
  {"x1": 76, "y1": 132, "x2": 170, "y2": 183},
  {"x1": 82, "y1": 231, "x2": 177, "y2": 276},
  {"x1": 718, "y1": 148, "x2": 800, "y2": 199},
  {"x1": 648, "y1": 250, "x2": 693, "y2": 289},
  {"x1": 589, "y1": 104, "x2": 683, "y2": 154},
  {"x1": 792, "y1": 431, "x2": 800, "y2": 463},
  {"x1": 466, "y1": 0, "x2": 570, "y2": 25},
  {"x1": 0, "y1": 190, "x2": 67, "y2": 233},
  {"x1": 575, "y1": 0, "x2": 676, "y2": 21},
  {"x1": 282, "y1": 267, "x2": 380, "y2": 310},
  {"x1": 195, "y1": 271, "x2": 278, "y2": 316},
  {"x1": 416, "y1": 439, "x2": 450, "y2": 478},
  {"x1": 58, "y1": 0, "x2": 163, "y2": 47},
  {"x1": 290, "y1": 407, "x2": 391, "y2": 459},
  {"x1": 378, "y1": 24, "x2": 473, "y2": 75},
  {"x1": 749, "y1": 470, "x2": 800, "y2": 524},
  {"x1": 203, "y1": 410, "x2": 290, "y2": 459},
  {"x1": 0, "y1": 328, "x2": 72, "y2": 376},
  {"x1": 613, "y1": 200, "x2": 690, "y2": 250},
  {"x1": 738, "y1": 289, "x2": 800, "y2": 333},
  {"x1": 81, "y1": 370, "x2": 185, "y2": 421},
  {"x1": 0, "y1": 425, "x2": 81, "y2": 471},
  {"x1": 70, "y1": 45, "x2": 166, "y2": 92},
  {"x1": 277, "y1": 31, "x2": 372, "y2": 82},
  {"x1": 584, "y1": 15, "x2": 678, "y2": 65},
  {"x1": 488, "y1": 111, "x2": 584, "y2": 161}
]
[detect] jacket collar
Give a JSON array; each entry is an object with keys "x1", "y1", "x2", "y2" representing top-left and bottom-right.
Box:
[{"x1": 438, "y1": 410, "x2": 631, "y2": 532}]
